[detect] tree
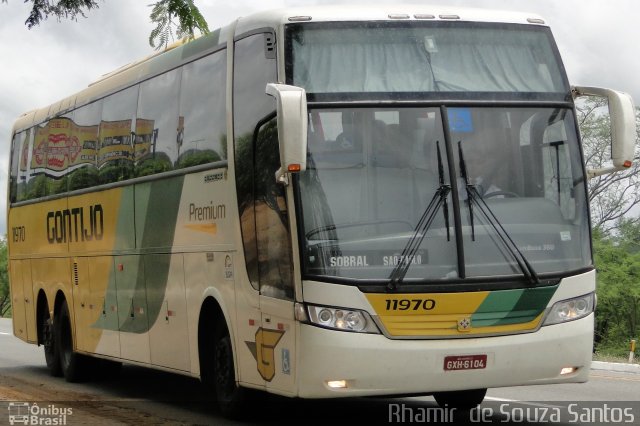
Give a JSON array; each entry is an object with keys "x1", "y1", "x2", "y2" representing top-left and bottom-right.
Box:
[
  {"x1": 148, "y1": 0, "x2": 208, "y2": 50},
  {"x1": 593, "y1": 224, "x2": 640, "y2": 355},
  {"x1": 577, "y1": 98, "x2": 640, "y2": 234},
  {"x1": 581, "y1": 99, "x2": 640, "y2": 355},
  {"x1": 0, "y1": 239, "x2": 10, "y2": 318},
  {"x1": 2, "y1": 0, "x2": 209, "y2": 50}
]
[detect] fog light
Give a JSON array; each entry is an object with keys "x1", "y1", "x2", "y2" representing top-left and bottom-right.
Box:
[
  {"x1": 327, "y1": 380, "x2": 348, "y2": 389},
  {"x1": 560, "y1": 367, "x2": 577, "y2": 375}
]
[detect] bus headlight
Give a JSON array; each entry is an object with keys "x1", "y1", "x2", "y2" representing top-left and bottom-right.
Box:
[
  {"x1": 305, "y1": 304, "x2": 380, "y2": 334},
  {"x1": 542, "y1": 293, "x2": 594, "y2": 326}
]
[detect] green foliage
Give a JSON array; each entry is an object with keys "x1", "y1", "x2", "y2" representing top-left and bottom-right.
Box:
[
  {"x1": 26, "y1": 174, "x2": 48, "y2": 199},
  {"x1": 1, "y1": 0, "x2": 101, "y2": 28},
  {"x1": 593, "y1": 223, "x2": 640, "y2": 355},
  {"x1": 0, "y1": 238, "x2": 10, "y2": 318},
  {"x1": 149, "y1": 0, "x2": 209, "y2": 50},
  {"x1": 135, "y1": 153, "x2": 173, "y2": 177},
  {"x1": 4, "y1": 0, "x2": 209, "y2": 50},
  {"x1": 98, "y1": 160, "x2": 134, "y2": 183},
  {"x1": 68, "y1": 166, "x2": 100, "y2": 191},
  {"x1": 49, "y1": 175, "x2": 69, "y2": 195},
  {"x1": 175, "y1": 149, "x2": 221, "y2": 169}
]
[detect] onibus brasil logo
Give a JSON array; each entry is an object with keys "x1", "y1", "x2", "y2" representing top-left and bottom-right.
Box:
[{"x1": 7, "y1": 402, "x2": 72, "y2": 425}]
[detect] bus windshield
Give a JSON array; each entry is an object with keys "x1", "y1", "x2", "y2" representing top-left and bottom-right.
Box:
[
  {"x1": 287, "y1": 21, "x2": 568, "y2": 97},
  {"x1": 298, "y1": 106, "x2": 590, "y2": 282}
]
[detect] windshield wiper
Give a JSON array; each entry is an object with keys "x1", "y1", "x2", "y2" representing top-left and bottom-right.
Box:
[
  {"x1": 437, "y1": 141, "x2": 451, "y2": 242},
  {"x1": 387, "y1": 141, "x2": 450, "y2": 291},
  {"x1": 458, "y1": 143, "x2": 539, "y2": 285},
  {"x1": 458, "y1": 142, "x2": 476, "y2": 241}
]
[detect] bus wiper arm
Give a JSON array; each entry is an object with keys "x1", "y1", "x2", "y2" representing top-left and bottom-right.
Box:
[
  {"x1": 458, "y1": 142, "x2": 475, "y2": 241},
  {"x1": 469, "y1": 188, "x2": 539, "y2": 285},
  {"x1": 458, "y1": 144, "x2": 539, "y2": 285},
  {"x1": 437, "y1": 141, "x2": 451, "y2": 242},
  {"x1": 387, "y1": 141, "x2": 450, "y2": 291}
]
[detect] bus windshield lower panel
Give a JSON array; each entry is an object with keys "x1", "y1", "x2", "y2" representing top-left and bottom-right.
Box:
[{"x1": 298, "y1": 106, "x2": 590, "y2": 283}]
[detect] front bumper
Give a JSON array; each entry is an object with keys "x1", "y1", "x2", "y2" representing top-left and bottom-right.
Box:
[{"x1": 296, "y1": 313, "x2": 593, "y2": 398}]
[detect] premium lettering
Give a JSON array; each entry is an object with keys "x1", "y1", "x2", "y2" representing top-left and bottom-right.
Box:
[
  {"x1": 189, "y1": 202, "x2": 226, "y2": 222},
  {"x1": 46, "y1": 204, "x2": 104, "y2": 244}
]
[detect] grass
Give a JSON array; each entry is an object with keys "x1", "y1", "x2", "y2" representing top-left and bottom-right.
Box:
[{"x1": 593, "y1": 352, "x2": 637, "y2": 364}]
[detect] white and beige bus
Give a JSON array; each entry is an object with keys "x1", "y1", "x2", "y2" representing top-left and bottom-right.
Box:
[{"x1": 8, "y1": 5, "x2": 636, "y2": 415}]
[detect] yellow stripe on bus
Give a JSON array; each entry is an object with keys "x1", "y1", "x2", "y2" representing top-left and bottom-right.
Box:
[
  {"x1": 366, "y1": 292, "x2": 544, "y2": 337},
  {"x1": 366, "y1": 292, "x2": 490, "y2": 316},
  {"x1": 378, "y1": 312, "x2": 545, "y2": 337}
]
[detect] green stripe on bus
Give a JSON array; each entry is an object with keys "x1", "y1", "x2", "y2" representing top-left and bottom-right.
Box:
[
  {"x1": 99, "y1": 176, "x2": 184, "y2": 333},
  {"x1": 134, "y1": 176, "x2": 185, "y2": 332},
  {"x1": 471, "y1": 285, "x2": 558, "y2": 327},
  {"x1": 138, "y1": 176, "x2": 185, "y2": 249}
]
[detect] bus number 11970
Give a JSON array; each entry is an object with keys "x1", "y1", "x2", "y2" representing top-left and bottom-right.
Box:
[{"x1": 385, "y1": 299, "x2": 436, "y2": 311}]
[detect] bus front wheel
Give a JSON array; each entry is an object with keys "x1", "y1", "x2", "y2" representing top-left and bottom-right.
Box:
[
  {"x1": 433, "y1": 388, "x2": 487, "y2": 410},
  {"x1": 213, "y1": 323, "x2": 248, "y2": 418}
]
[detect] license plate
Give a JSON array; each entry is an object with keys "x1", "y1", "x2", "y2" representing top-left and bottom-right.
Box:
[{"x1": 444, "y1": 354, "x2": 487, "y2": 371}]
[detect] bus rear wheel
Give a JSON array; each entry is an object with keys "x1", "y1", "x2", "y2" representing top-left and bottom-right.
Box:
[
  {"x1": 42, "y1": 315, "x2": 62, "y2": 377},
  {"x1": 55, "y1": 300, "x2": 90, "y2": 383},
  {"x1": 433, "y1": 388, "x2": 487, "y2": 410},
  {"x1": 213, "y1": 323, "x2": 248, "y2": 418}
]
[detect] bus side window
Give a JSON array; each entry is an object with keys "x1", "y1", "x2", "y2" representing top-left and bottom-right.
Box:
[
  {"x1": 99, "y1": 85, "x2": 138, "y2": 184},
  {"x1": 136, "y1": 68, "x2": 181, "y2": 177},
  {"x1": 68, "y1": 101, "x2": 102, "y2": 191},
  {"x1": 9, "y1": 132, "x2": 24, "y2": 202},
  {"x1": 254, "y1": 118, "x2": 293, "y2": 300},
  {"x1": 28, "y1": 123, "x2": 50, "y2": 199},
  {"x1": 178, "y1": 48, "x2": 227, "y2": 168},
  {"x1": 45, "y1": 115, "x2": 74, "y2": 195}
]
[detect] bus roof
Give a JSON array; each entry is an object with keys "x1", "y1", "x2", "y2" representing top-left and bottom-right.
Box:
[
  {"x1": 235, "y1": 5, "x2": 547, "y2": 35},
  {"x1": 12, "y1": 5, "x2": 548, "y2": 134}
]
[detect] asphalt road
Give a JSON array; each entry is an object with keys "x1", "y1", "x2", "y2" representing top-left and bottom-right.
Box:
[{"x1": 1, "y1": 318, "x2": 638, "y2": 425}]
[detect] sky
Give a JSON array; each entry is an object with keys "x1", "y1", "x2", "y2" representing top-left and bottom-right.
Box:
[{"x1": 1, "y1": 0, "x2": 639, "y2": 235}]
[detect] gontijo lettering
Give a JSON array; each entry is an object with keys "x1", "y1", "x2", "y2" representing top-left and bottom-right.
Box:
[{"x1": 46, "y1": 204, "x2": 104, "y2": 243}]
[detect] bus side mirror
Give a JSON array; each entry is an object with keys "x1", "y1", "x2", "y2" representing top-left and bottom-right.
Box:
[
  {"x1": 265, "y1": 83, "x2": 308, "y2": 184},
  {"x1": 572, "y1": 86, "x2": 636, "y2": 179}
]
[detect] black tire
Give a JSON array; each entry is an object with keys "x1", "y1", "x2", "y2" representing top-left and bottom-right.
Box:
[
  {"x1": 433, "y1": 388, "x2": 487, "y2": 410},
  {"x1": 55, "y1": 300, "x2": 90, "y2": 383},
  {"x1": 213, "y1": 323, "x2": 248, "y2": 418},
  {"x1": 42, "y1": 315, "x2": 62, "y2": 377}
]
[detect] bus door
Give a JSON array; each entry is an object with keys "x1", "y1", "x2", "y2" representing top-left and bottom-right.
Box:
[
  {"x1": 254, "y1": 115, "x2": 297, "y2": 394},
  {"x1": 233, "y1": 30, "x2": 297, "y2": 391}
]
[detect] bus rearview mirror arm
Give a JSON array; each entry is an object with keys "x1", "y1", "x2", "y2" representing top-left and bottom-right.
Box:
[
  {"x1": 265, "y1": 83, "x2": 308, "y2": 184},
  {"x1": 572, "y1": 86, "x2": 637, "y2": 179}
]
